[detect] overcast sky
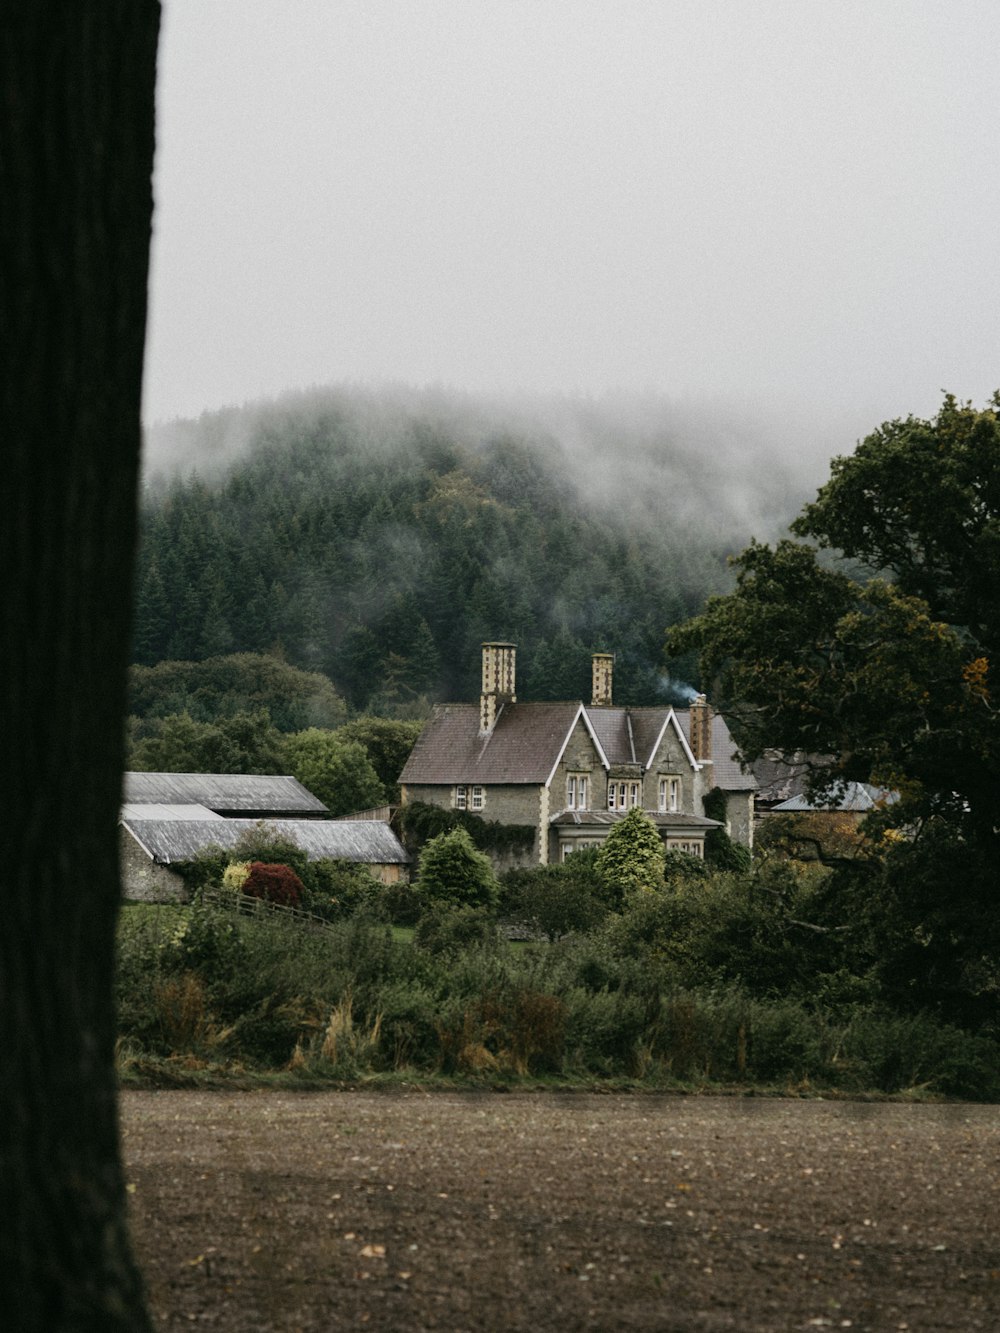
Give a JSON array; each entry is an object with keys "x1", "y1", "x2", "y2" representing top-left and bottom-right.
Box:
[{"x1": 144, "y1": 0, "x2": 1000, "y2": 441}]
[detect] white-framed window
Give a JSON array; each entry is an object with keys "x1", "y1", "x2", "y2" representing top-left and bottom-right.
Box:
[
  {"x1": 566, "y1": 773, "x2": 589, "y2": 811},
  {"x1": 561, "y1": 838, "x2": 599, "y2": 861},
  {"x1": 455, "y1": 785, "x2": 467, "y2": 810},
  {"x1": 608, "y1": 781, "x2": 636, "y2": 811},
  {"x1": 471, "y1": 785, "x2": 484, "y2": 811},
  {"x1": 658, "y1": 777, "x2": 680, "y2": 813}
]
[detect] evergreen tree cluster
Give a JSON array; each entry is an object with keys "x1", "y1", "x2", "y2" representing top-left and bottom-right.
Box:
[{"x1": 134, "y1": 393, "x2": 756, "y2": 710}]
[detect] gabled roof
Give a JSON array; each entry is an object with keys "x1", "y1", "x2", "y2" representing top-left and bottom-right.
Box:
[
  {"x1": 123, "y1": 772, "x2": 328, "y2": 816},
  {"x1": 673, "y1": 710, "x2": 757, "y2": 792},
  {"x1": 400, "y1": 700, "x2": 755, "y2": 791},
  {"x1": 398, "y1": 702, "x2": 584, "y2": 785},
  {"x1": 121, "y1": 818, "x2": 409, "y2": 865}
]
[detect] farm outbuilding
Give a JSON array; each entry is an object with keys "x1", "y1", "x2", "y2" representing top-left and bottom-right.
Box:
[{"x1": 120, "y1": 772, "x2": 408, "y2": 901}]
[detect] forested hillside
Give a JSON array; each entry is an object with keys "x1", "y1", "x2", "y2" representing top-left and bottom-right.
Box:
[{"x1": 136, "y1": 387, "x2": 825, "y2": 711}]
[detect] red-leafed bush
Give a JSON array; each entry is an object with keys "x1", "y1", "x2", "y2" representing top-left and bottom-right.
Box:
[{"x1": 242, "y1": 862, "x2": 304, "y2": 909}]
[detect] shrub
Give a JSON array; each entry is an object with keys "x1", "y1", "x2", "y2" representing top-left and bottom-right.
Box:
[
  {"x1": 417, "y1": 827, "x2": 499, "y2": 910},
  {"x1": 596, "y1": 807, "x2": 666, "y2": 896},
  {"x1": 414, "y1": 905, "x2": 501, "y2": 957},
  {"x1": 304, "y1": 860, "x2": 387, "y2": 921},
  {"x1": 222, "y1": 860, "x2": 251, "y2": 894},
  {"x1": 243, "y1": 862, "x2": 305, "y2": 909},
  {"x1": 501, "y1": 864, "x2": 607, "y2": 940}
]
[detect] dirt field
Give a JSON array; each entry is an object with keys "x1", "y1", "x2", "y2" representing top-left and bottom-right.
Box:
[{"x1": 122, "y1": 1089, "x2": 1000, "y2": 1331}]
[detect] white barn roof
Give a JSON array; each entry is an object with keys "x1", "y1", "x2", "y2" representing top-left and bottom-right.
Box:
[
  {"x1": 121, "y1": 817, "x2": 409, "y2": 866},
  {"x1": 123, "y1": 772, "x2": 327, "y2": 816}
]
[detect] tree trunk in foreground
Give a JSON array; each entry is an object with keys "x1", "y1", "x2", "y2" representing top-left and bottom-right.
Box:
[{"x1": 0, "y1": 5, "x2": 160, "y2": 1328}]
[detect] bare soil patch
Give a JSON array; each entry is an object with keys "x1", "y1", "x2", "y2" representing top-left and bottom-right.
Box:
[{"x1": 123, "y1": 1090, "x2": 1000, "y2": 1331}]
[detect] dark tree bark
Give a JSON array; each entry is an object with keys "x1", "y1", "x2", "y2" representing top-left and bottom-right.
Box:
[{"x1": 0, "y1": 5, "x2": 160, "y2": 1328}]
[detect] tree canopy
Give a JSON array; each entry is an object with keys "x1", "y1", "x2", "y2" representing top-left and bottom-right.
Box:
[
  {"x1": 668, "y1": 394, "x2": 1000, "y2": 843},
  {"x1": 128, "y1": 653, "x2": 347, "y2": 732},
  {"x1": 281, "y1": 729, "x2": 385, "y2": 817},
  {"x1": 667, "y1": 395, "x2": 1000, "y2": 1019}
]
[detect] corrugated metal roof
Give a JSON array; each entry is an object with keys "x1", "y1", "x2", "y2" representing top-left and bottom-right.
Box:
[
  {"x1": 123, "y1": 772, "x2": 328, "y2": 814},
  {"x1": 121, "y1": 818, "x2": 409, "y2": 865},
  {"x1": 121, "y1": 803, "x2": 223, "y2": 821}
]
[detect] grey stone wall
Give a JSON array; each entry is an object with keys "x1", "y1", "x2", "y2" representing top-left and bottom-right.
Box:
[
  {"x1": 645, "y1": 724, "x2": 693, "y2": 812},
  {"x1": 552, "y1": 717, "x2": 601, "y2": 812},
  {"x1": 120, "y1": 827, "x2": 188, "y2": 902},
  {"x1": 723, "y1": 791, "x2": 755, "y2": 848},
  {"x1": 400, "y1": 782, "x2": 544, "y2": 868}
]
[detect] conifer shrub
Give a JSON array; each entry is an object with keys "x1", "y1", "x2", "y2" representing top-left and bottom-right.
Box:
[
  {"x1": 242, "y1": 861, "x2": 305, "y2": 908},
  {"x1": 595, "y1": 807, "x2": 666, "y2": 896},
  {"x1": 416, "y1": 827, "x2": 499, "y2": 910}
]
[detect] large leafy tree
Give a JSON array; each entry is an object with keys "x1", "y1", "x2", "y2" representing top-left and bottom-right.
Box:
[
  {"x1": 668, "y1": 394, "x2": 1000, "y2": 842},
  {"x1": 281, "y1": 729, "x2": 385, "y2": 817},
  {"x1": 667, "y1": 396, "x2": 1000, "y2": 1018}
]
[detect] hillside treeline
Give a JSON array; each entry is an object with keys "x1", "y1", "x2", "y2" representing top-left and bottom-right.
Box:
[{"x1": 135, "y1": 388, "x2": 820, "y2": 710}]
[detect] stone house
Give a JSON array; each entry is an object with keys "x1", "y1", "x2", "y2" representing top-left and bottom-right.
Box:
[{"x1": 398, "y1": 643, "x2": 756, "y2": 868}]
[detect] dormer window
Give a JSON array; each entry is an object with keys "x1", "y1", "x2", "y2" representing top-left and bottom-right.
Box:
[{"x1": 658, "y1": 777, "x2": 680, "y2": 813}]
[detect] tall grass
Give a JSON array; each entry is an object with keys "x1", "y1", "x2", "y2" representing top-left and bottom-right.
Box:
[{"x1": 116, "y1": 901, "x2": 1000, "y2": 1097}]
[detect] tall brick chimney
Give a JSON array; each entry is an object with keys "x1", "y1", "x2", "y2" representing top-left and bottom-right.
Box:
[
  {"x1": 688, "y1": 694, "x2": 712, "y2": 763},
  {"x1": 591, "y1": 652, "x2": 614, "y2": 707},
  {"x1": 480, "y1": 642, "x2": 516, "y2": 735}
]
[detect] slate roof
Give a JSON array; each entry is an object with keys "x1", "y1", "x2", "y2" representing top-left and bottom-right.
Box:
[
  {"x1": 771, "y1": 782, "x2": 897, "y2": 814},
  {"x1": 123, "y1": 772, "x2": 328, "y2": 816},
  {"x1": 121, "y1": 818, "x2": 409, "y2": 866},
  {"x1": 674, "y1": 710, "x2": 757, "y2": 792},
  {"x1": 749, "y1": 753, "x2": 818, "y2": 807},
  {"x1": 400, "y1": 701, "x2": 755, "y2": 791},
  {"x1": 398, "y1": 702, "x2": 583, "y2": 785}
]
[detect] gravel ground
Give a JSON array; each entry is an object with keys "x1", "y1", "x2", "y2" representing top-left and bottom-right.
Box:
[{"x1": 122, "y1": 1089, "x2": 1000, "y2": 1332}]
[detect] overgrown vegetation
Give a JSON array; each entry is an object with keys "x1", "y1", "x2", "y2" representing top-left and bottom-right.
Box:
[{"x1": 117, "y1": 832, "x2": 1000, "y2": 1098}]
